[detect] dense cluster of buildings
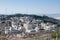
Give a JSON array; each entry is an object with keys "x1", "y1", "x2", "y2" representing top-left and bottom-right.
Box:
[{"x1": 0, "y1": 16, "x2": 57, "y2": 37}]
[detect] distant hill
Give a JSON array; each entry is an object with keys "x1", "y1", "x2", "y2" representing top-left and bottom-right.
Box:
[
  {"x1": 53, "y1": 16, "x2": 60, "y2": 20},
  {"x1": 46, "y1": 13, "x2": 60, "y2": 17}
]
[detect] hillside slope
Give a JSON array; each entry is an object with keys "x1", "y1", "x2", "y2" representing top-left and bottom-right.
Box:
[{"x1": 0, "y1": 13, "x2": 60, "y2": 26}]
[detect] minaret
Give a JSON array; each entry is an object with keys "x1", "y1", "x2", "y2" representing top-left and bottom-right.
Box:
[{"x1": 5, "y1": 8, "x2": 7, "y2": 14}]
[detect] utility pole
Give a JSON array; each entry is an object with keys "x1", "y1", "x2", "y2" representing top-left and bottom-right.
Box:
[
  {"x1": 55, "y1": 26, "x2": 58, "y2": 40},
  {"x1": 56, "y1": 33, "x2": 58, "y2": 40}
]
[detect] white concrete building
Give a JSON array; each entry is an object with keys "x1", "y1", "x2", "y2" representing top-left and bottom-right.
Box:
[
  {"x1": 41, "y1": 22, "x2": 56, "y2": 31},
  {"x1": 5, "y1": 26, "x2": 12, "y2": 34},
  {"x1": 24, "y1": 23, "x2": 39, "y2": 33}
]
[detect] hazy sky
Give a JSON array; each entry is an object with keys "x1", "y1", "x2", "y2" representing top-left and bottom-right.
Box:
[{"x1": 0, "y1": 0, "x2": 60, "y2": 15}]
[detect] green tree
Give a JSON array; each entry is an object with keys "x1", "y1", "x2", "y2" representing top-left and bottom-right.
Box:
[{"x1": 51, "y1": 29, "x2": 60, "y2": 40}]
